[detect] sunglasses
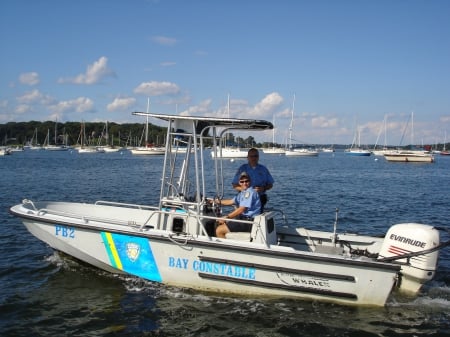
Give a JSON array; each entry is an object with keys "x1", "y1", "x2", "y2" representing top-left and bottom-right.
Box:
[
  {"x1": 248, "y1": 155, "x2": 259, "y2": 158},
  {"x1": 239, "y1": 180, "x2": 250, "y2": 184}
]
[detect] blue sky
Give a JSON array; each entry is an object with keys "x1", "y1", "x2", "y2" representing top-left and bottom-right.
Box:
[{"x1": 1, "y1": 0, "x2": 449, "y2": 145}]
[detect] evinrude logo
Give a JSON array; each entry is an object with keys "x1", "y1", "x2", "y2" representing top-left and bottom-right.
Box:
[
  {"x1": 126, "y1": 242, "x2": 141, "y2": 262},
  {"x1": 389, "y1": 234, "x2": 426, "y2": 248}
]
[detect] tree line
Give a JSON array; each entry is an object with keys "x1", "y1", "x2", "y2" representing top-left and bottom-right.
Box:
[
  {"x1": 0, "y1": 121, "x2": 261, "y2": 148},
  {"x1": 0, "y1": 121, "x2": 166, "y2": 147}
]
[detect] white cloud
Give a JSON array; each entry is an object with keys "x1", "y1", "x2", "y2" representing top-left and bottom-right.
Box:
[
  {"x1": 180, "y1": 99, "x2": 212, "y2": 116},
  {"x1": 17, "y1": 89, "x2": 56, "y2": 105},
  {"x1": 250, "y1": 92, "x2": 284, "y2": 118},
  {"x1": 160, "y1": 61, "x2": 176, "y2": 67},
  {"x1": 58, "y1": 56, "x2": 115, "y2": 85},
  {"x1": 312, "y1": 116, "x2": 339, "y2": 128},
  {"x1": 17, "y1": 89, "x2": 42, "y2": 103},
  {"x1": 15, "y1": 104, "x2": 31, "y2": 114},
  {"x1": 19, "y1": 72, "x2": 40, "y2": 85},
  {"x1": 151, "y1": 35, "x2": 177, "y2": 46},
  {"x1": 134, "y1": 81, "x2": 180, "y2": 96},
  {"x1": 50, "y1": 97, "x2": 94, "y2": 114},
  {"x1": 107, "y1": 97, "x2": 136, "y2": 112}
]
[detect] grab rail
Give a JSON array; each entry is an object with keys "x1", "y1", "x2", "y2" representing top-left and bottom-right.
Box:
[{"x1": 94, "y1": 200, "x2": 159, "y2": 210}]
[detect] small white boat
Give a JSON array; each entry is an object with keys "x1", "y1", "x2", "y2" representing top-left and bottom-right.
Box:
[
  {"x1": 345, "y1": 148, "x2": 371, "y2": 156},
  {"x1": 77, "y1": 146, "x2": 99, "y2": 154},
  {"x1": 211, "y1": 146, "x2": 248, "y2": 158},
  {"x1": 285, "y1": 148, "x2": 319, "y2": 157},
  {"x1": 263, "y1": 115, "x2": 285, "y2": 155},
  {"x1": 131, "y1": 99, "x2": 166, "y2": 156},
  {"x1": 10, "y1": 112, "x2": 447, "y2": 307},
  {"x1": 285, "y1": 95, "x2": 318, "y2": 157},
  {"x1": 0, "y1": 147, "x2": 12, "y2": 156},
  {"x1": 130, "y1": 146, "x2": 166, "y2": 155},
  {"x1": 384, "y1": 150, "x2": 434, "y2": 163},
  {"x1": 262, "y1": 147, "x2": 285, "y2": 155},
  {"x1": 346, "y1": 124, "x2": 371, "y2": 156}
]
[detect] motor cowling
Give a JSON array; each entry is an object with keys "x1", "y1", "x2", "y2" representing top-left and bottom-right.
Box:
[{"x1": 378, "y1": 223, "x2": 440, "y2": 293}]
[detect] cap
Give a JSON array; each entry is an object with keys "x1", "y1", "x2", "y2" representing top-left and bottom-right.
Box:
[{"x1": 239, "y1": 171, "x2": 250, "y2": 179}]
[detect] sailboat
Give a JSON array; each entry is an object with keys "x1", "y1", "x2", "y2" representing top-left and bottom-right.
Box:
[
  {"x1": 263, "y1": 115, "x2": 285, "y2": 155},
  {"x1": 25, "y1": 128, "x2": 42, "y2": 150},
  {"x1": 285, "y1": 95, "x2": 319, "y2": 157},
  {"x1": 97, "y1": 121, "x2": 121, "y2": 153},
  {"x1": 384, "y1": 112, "x2": 434, "y2": 163},
  {"x1": 76, "y1": 121, "x2": 98, "y2": 153},
  {"x1": 211, "y1": 94, "x2": 248, "y2": 159},
  {"x1": 131, "y1": 99, "x2": 165, "y2": 155},
  {"x1": 345, "y1": 123, "x2": 371, "y2": 156},
  {"x1": 440, "y1": 131, "x2": 449, "y2": 156},
  {"x1": 371, "y1": 115, "x2": 391, "y2": 156},
  {"x1": 43, "y1": 120, "x2": 69, "y2": 151}
]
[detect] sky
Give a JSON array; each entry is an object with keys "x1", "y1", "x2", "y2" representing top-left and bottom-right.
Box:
[{"x1": 1, "y1": 0, "x2": 450, "y2": 146}]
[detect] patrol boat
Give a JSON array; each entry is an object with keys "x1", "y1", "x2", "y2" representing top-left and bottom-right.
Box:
[{"x1": 10, "y1": 113, "x2": 448, "y2": 306}]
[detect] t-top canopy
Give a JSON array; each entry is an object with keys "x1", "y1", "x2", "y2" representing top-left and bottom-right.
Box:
[{"x1": 132, "y1": 112, "x2": 273, "y2": 135}]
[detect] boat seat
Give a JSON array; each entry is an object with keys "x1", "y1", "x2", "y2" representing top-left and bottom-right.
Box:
[{"x1": 224, "y1": 212, "x2": 277, "y2": 246}]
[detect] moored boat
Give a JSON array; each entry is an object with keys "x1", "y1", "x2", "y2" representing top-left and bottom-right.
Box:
[
  {"x1": 384, "y1": 150, "x2": 434, "y2": 163},
  {"x1": 285, "y1": 148, "x2": 319, "y2": 156},
  {"x1": 10, "y1": 112, "x2": 448, "y2": 307}
]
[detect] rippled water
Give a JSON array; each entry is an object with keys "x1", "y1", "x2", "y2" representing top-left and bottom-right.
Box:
[{"x1": 1, "y1": 150, "x2": 449, "y2": 336}]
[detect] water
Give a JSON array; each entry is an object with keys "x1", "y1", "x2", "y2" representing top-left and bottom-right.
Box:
[{"x1": 1, "y1": 150, "x2": 449, "y2": 336}]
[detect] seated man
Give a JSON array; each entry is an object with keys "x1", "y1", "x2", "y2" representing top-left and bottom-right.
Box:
[{"x1": 215, "y1": 172, "x2": 261, "y2": 238}]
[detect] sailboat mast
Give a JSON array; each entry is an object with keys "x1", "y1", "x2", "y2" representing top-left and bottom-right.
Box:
[
  {"x1": 289, "y1": 94, "x2": 295, "y2": 149},
  {"x1": 145, "y1": 98, "x2": 150, "y2": 146},
  {"x1": 227, "y1": 94, "x2": 230, "y2": 146}
]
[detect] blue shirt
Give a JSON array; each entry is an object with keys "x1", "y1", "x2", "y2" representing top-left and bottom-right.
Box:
[
  {"x1": 232, "y1": 163, "x2": 274, "y2": 194},
  {"x1": 233, "y1": 187, "x2": 261, "y2": 218}
]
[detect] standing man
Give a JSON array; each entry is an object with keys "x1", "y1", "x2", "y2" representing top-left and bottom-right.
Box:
[{"x1": 232, "y1": 148, "x2": 274, "y2": 211}]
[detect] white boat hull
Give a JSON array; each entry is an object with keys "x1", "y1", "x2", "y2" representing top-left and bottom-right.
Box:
[
  {"x1": 130, "y1": 147, "x2": 165, "y2": 155},
  {"x1": 285, "y1": 149, "x2": 319, "y2": 156},
  {"x1": 262, "y1": 148, "x2": 286, "y2": 155},
  {"x1": 211, "y1": 148, "x2": 248, "y2": 158},
  {"x1": 384, "y1": 152, "x2": 434, "y2": 163},
  {"x1": 11, "y1": 199, "x2": 440, "y2": 306}
]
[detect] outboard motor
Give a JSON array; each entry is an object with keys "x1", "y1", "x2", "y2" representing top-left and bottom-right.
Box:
[{"x1": 378, "y1": 223, "x2": 440, "y2": 293}]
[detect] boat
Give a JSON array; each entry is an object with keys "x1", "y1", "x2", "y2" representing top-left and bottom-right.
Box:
[
  {"x1": 345, "y1": 125, "x2": 371, "y2": 156},
  {"x1": 97, "y1": 121, "x2": 122, "y2": 153},
  {"x1": 10, "y1": 112, "x2": 448, "y2": 307},
  {"x1": 371, "y1": 115, "x2": 392, "y2": 156},
  {"x1": 131, "y1": 99, "x2": 165, "y2": 156},
  {"x1": 441, "y1": 131, "x2": 450, "y2": 156},
  {"x1": 262, "y1": 147, "x2": 285, "y2": 155},
  {"x1": 210, "y1": 96, "x2": 248, "y2": 159},
  {"x1": 211, "y1": 146, "x2": 248, "y2": 158},
  {"x1": 285, "y1": 148, "x2": 319, "y2": 156},
  {"x1": 76, "y1": 121, "x2": 99, "y2": 153},
  {"x1": 384, "y1": 150, "x2": 434, "y2": 163},
  {"x1": 263, "y1": 115, "x2": 285, "y2": 155},
  {"x1": 285, "y1": 95, "x2": 319, "y2": 157},
  {"x1": 0, "y1": 147, "x2": 12, "y2": 156},
  {"x1": 384, "y1": 113, "x2": 434, "y2": 162},
  {"x1": 43, "y1": 125, "x2": 69, "y2": 151},
  {"x1": 321, "y1": 147, "x2": 335, "y2": 153},
  {"x1": 25, "y1": 128, "x2": 42, "y2": 150}
]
